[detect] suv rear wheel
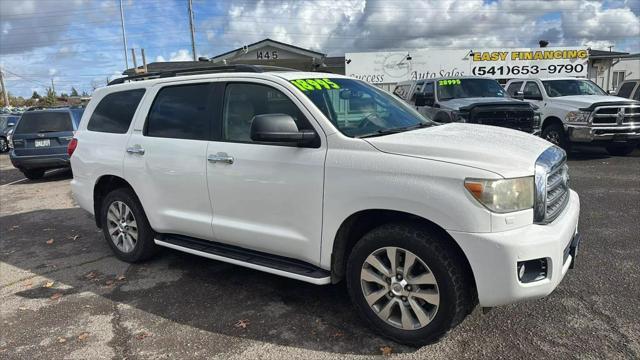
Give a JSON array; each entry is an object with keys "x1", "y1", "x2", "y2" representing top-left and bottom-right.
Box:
[
  {"x1": 0, "y1": 137, "x2": 8, "y2": 152},
  {"x1": 101, "y1": 188, "x2": 158, "y2": 262},
  {"x1": 346, "y1": 223, "x2": 475, "y2": 346},
  {"x1": 22, "y1": 169, "x2": 45, "y2": 180}
]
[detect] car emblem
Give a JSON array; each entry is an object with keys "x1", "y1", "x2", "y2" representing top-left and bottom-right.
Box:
[{"x1": 616, "y1": 108, "x2": 625, "y2": 124}]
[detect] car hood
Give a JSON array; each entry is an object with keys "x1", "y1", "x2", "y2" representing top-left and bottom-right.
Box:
[
  {"x1": 365, "y1": 123, "x2": 552, "y2": 178},
  {"x1": 550, "y1": 95, "x2": 636, "y2": 108},
  {"x1": 440, "y1": 97, "x2": 522, "y2": 110}
]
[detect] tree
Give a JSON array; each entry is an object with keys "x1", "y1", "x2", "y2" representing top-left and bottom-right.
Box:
[
  {"x1": 31, "y1": 91, "x2": 41, "y2": 99},
  {"x1": 60, "y1": 92, "x2": 69, "y2": 98},
  {"x1": 81, "y1": 90, "x2": 89, "y2": 97},
  {"x1": 42, "y1": 87, "x2": 57, "y2": 106},
  {"x1": 70, "y1": 87, "x2": 79, "y2": 97}
]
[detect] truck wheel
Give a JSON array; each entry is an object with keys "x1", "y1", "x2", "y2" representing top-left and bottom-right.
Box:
[
  {"x1": 605, "y1": 143, "x2": 636, "y2": 156},
  {"x1": 0, "y1": 137, "x2": 8, "y2": 152},
  {"x1": 22, "y1": 169, "x2": 45, "y2": 180},
  {"x1": 346, "y1": 223, "x2": 475, "y2": 346},
  {"x1": 100, "y1": 188, "x2": 158, "y2": 262},
  {"x1": 541, "y1": 123, "x2": 569, "y2": 150}
]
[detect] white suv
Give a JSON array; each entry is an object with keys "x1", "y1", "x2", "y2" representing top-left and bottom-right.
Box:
[{"x1": 70, "y1": 65, "x2": 580, "y2": 345}]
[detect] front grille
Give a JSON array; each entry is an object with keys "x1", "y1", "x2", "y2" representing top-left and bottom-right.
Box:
[
  {"x1": 545, "y1": 164, "x2": 569, "y2": 222},
  {"x1": 592, "y1": 105, "x2": 640, "y2": 125},
  {"x1": 534, "y1": 146, "x2": 569, "y2": 224},
  {"x1": 470, "y1": 109, "x2": 535, "y2": 133}
]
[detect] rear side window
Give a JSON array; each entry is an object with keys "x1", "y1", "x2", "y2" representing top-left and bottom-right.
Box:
[
  {"x1": 15, "y1": 112, "x2": 72, "y2": 134},
  {"x1": 634, "y1": 86, "x2": 640, "y2": 101},
  {"x1": 506, "y1": 81, "x2": 523, "y2": 96},
  {"x1": 146, "y1": 83, "x2": 212, "y2": 140},
  {"x1": 616, "y1": 82, "x2": 635, "y2": 98},
  {"x1": 87, "y1": 89, "x2": 145, "y2": 133},
  {"x1": 70, "y1": 109, "x2": 84, "y2": 127}
]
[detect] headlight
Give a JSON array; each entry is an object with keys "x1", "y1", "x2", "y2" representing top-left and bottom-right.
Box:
[
  {"x1": 533, "y1": 113, "x2": 541, "y2": 129},
  {"x1": 565, "y1": 111, "x2": 590, "y2": 123},
  {"x1": 452, "y1": 111, "x2": 468, "y2": 122},
  {"x1": 464, "y1": 177, "x2": 534, "y2": 213}
]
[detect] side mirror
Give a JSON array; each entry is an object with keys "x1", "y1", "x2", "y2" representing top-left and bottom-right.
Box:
[
  {"x1": 514, "y1": 91, "x2": 525, "y2": 100},
  {"x1": 250, "y1": 114, "x2": 317, "y2": 146},
  {"x1": 415, "y1": 93, "x2": 435, "y2": 107}
]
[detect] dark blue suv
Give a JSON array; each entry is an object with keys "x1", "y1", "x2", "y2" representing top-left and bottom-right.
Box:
[{"x1": 10, "y1": 107, "x2": 84, "y2": 179}]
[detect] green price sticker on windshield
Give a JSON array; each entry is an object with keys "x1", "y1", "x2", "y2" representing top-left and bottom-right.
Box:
[
  {"x1": 291, "y1": 78, "x2": 340, "y2": 91},
  {"x1": 438, "y1": 79, "x2": 462, "y2": 86}
]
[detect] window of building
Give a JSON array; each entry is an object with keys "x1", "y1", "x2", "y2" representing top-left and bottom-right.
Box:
[{"x1": 612, "y1": 71, "x2": 625, "y2": 90}]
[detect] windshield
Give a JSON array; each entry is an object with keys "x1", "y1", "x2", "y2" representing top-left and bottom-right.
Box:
[
  {"x1": 15, "y1": 112, "x2": 73, "y2": 134},
  {"x1": 292, "y1": 78, "x2": 435, "y2": 138},
  {"x1": 437, "y1": 79, "x2": 506, "y2": 100},
  {"x1": 542, "y1": 80, "x2": 606, "y2": 97}
]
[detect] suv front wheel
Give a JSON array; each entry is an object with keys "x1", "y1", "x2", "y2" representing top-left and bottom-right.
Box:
[
  {"x1": 101, "y1": 188, "x2": 158, "y2": 262},
  {"x1": 346, "y1": 223, "x2": 475, "y2": 346}
]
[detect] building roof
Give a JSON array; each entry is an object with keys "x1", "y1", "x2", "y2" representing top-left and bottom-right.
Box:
[
  {"x1": 589, "y1": 49, "x2": 631, "y2": 59},
  {"x1": 210, "y1": 38, "x2": 326, "y2": 63}
]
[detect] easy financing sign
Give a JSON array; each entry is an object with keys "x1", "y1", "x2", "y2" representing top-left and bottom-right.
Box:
[{"x1": 345, "y1": 47, "x2": 589, "y2": 84}]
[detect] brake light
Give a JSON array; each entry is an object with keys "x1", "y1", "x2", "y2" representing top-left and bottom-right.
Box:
[{"x1": 67, "y1": 138, "x2": 78, "y2": 156}]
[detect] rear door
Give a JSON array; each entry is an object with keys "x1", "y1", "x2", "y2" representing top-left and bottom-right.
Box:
[
  {"x1": 124, "y1": 82, "x2": 220, "y2": 240},
  {"x1": 11, "y1": 111, "x2": 74, "y2": 156}
]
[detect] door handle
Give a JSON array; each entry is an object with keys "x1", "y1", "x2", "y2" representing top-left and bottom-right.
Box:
[
  {"x1": 207, "y1": 152, "x2": 234, "y2": 164},
  {"x1": 126, "y1": 145, "x2": 145, "y2": 155}
]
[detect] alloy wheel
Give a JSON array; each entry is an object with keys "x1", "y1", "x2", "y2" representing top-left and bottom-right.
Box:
[
  {"x1": 106, "y1": 201, "x2": 138, "y2": 253},
  {"x1": 545, "y1": 130, "x2": 561, "y2": 146},
  {"x1": 360, "y1": 246, "x2": 440, "y2": 330}
]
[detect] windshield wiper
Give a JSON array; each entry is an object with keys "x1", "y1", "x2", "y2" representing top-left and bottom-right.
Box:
[
  {"x1": 358, "y1": 122, "x2": 432, "y2": 138},
  {"x1": 36, "y1": 130, "x2": 59, "y2": 133}
]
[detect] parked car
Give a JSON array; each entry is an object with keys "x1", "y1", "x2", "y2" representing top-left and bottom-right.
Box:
[
  {"x1": 10, "y1": 107, "x2": 84, "y2": 179},
  {"x1": 614, "y1": 79, "x2": 640, "y2": 101},
  {"x1": 0, "y1": 114, "x2": 20, "y2": 152},
  {"x1": 505, "y1": 78, "x2": 640, "y2": 156},
  {"x1": 70, "y1": 66, "x2": 580, "y2": 346},
  {"x1": 393, "y1": 77, "x2": 541, "y2": 134}
]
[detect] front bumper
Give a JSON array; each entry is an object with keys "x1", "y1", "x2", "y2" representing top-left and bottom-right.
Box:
[
  {"x1": 567, "y1": 124, "x2": 640, "y2": 143},
  {"x1": 449, "y1": 189, "x2": 580, "y2": 307},
  {"x1": 10, "y1": 151, "x2": 70, "y2": 170}
]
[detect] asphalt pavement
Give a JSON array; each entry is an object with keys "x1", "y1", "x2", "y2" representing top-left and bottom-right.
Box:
[{"x1": 1, "y1": 147, "x2": 639, "y2": 359}]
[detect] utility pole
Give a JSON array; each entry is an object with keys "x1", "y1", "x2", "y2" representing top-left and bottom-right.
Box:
[
  {"x1": 51, "y1": 78, "x2": 56, "y2": 96},
  {"x1": 119, "y1": 0, "x2": 129, "y2": 69},
  {"x1": 188, "y1": 0, "x2": 197, "y2": 61},
  {"x1": 0, "y1": 68, "x2": 9, "y2": 106}
]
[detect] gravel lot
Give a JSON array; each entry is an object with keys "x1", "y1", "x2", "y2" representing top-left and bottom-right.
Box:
[{"x1": 1, "y1": 147, "x2": 639, "y2": 359}]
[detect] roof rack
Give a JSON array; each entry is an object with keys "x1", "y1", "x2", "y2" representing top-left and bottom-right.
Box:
[{"x1": 108, "y1": 64, "x2": 298, "y2": 86}]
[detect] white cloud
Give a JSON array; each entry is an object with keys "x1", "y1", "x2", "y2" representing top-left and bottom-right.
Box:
[{"x1": 206, "y1": 0, "x2": 640, "y2": 54}]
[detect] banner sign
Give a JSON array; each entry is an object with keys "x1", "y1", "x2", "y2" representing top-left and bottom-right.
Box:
[{"x1": 345, "y1": 47, "x2": 588, "y2": 84}]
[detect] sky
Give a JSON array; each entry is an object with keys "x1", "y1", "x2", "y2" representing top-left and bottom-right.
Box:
[{"x1": 1, "y1": 0, "x2": 639, "y2": 97}]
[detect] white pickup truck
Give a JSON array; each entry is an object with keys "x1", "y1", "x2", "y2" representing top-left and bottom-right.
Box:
[
  {"x1": 70, "y1": 66, "x2": 580, "y2": 345},
  {"x1": 505, "y1": 77, "x2": 640, "y2": 155}
]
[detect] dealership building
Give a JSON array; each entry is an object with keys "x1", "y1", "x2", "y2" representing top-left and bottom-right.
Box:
[{"x1": 126, "y1": 38, "x2": 638, "y2": 93}]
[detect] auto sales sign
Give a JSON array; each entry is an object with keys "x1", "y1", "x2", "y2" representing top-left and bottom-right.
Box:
[{"x1": 345, "y1": 46, "x2": 588, "y2": 84}]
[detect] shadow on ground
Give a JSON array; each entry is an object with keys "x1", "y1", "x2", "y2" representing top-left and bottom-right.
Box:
[{"x1": 0, "y1": 208, "x2": 417, "y2": 355}]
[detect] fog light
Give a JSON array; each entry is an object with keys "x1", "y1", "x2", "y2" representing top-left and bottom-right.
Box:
[
  {"x1": 517, "y1": 258, "x2": 548, "y2": 283},
  {"x1": 518, "y1": 263, "x2": 526, "y2": 279}
]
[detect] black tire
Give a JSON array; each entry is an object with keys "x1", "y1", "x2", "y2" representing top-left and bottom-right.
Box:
[
  {"x1": 22, "y1": 169, "x2": 45, "y2": 180},
  {"x1": 346, "y1": 222, "x2": 475, "y2": 346},
  {"x1": 605, "y1": 143, "x2": 636, "y2": 156},
  {"x1": 541, "y1": 122, "x2": 569, "y2": 151},
  {"x1": 100, "y1": 188, "x2": 158, "y2": 262}
]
